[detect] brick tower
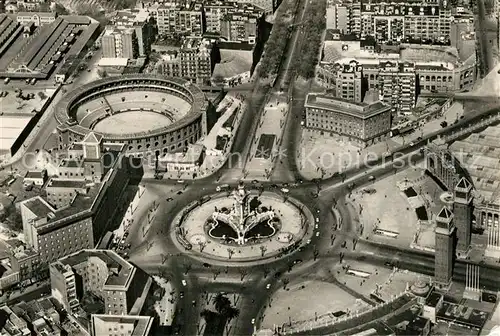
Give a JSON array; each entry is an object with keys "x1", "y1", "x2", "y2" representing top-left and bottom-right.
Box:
[
  {"x1": 453, "y1": 177, "x2": 473, "y2": 256},
  {"x1": 434, "y1": 206, "x2": 456, "y2": 288}
]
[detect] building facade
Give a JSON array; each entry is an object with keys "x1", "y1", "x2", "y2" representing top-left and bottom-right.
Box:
[
  {"x1": 109, "y1": 9, "x2": 156, "y2": 57},
  {"x1": 178, "y1": 37, "x2": 217, "y2": 85},
  {"x1": 328, "y1": 0, "x2": 452, "y2": 44},
  {"x1": 377, "y1": 61, "x2": 417, "y2": 115},
  {"x1": 434, "y1": 206, "x2": 455, "y2": 288},
  {"x1": 50, "y1": 249, "x2": 150, "y2": 315},
  {"x1": 154, "y1": 2, "x2": 204, "y2": 37},
  {"x1": 304, "y1": 93, "x2": 392, "y2": 147},
  {"x1": 220, "y1": 12, "x2": 260, "y2": 44},
  {"x1": 102, "y1": 27, "x2": 138, "y2": 59},
  {"x1": 332, "y1": 61, "x2": 365, "y2": 103},
  {"x1": 454, "y1": 177, "x2": 473, "y2": 255},
  {"x1": 19, "y1": 135, "x2": 131, "y2": 266}
]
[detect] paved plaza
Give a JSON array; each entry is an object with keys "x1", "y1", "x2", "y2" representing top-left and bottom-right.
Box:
[
  {"x1": 297, "y1": 129, "x2": 400, "y2": 180},
  {"x1": 245, "y1": 96, "x2": 289, "y2": 180},
  {"x1": 178, "y1": 193, "x2": 307, "y2": 261},
  {"x1": 261, "y1": 280, "x2": 366, "y2": 330},
  {"x1": 330, "y1": 261, "x2": 424, "y2": 302},
  {"x1": 351, "y1": 169, "x2": 421, "y2": 247}
]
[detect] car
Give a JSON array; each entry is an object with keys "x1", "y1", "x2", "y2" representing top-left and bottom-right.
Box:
[
  {"x1": 179, "y1": 291, "x2": 185, "y2": 298},
  {"x1": 251, "y1": 318, "x2": 256, "y2": 324},
  {"x1": 312, "y1": 193, "x2": 319, "y2": 198},
  {"x1": 282, "y1": 183, "x2": 289, "y2": 187},
  {"x1": 409, "y1": 142, "x2": 415, "y2": 146},
  {"x1": 306, "y1": 239, "x2": 311, "y2": 244},
  {"x1": 202, "y1": 263, "x2": 211, "y2": 268},
  {"x1": 251, "y1": 180, "x2": 259, "y2": 184},
  {"x1": 177, "y1": 191, "x2": 183, "y2": 195},
  {"x1": 293, "y1": 259, "x2": 302, "y2": 265},
  {"x1": 266, "y1": 284, "x2": 271, "y2": 289},
  {"x1": 315, "y1": 223, "x2": 319, "y2": 229},
  {"x1": 166, "y1": 197, "x2": 173, "y2": 202},
  {"x1": 315, "y1": 217, "x2": 319, "y2": 223},
  {"x1": 270, "y1": 184, "x2": 278, "y2": 189},
  {"x1": 281, "y1": 188, "x2": 289, "y2": 193},
  {"x1": 181, "y1": 279, "x2": 187, "y2": 286},
  {"x1": 177, "y1": 180, "x2": 185, "y2": 184},
  {"x1": 316, "y1": 231, "x2": 320, "y2": 237}
]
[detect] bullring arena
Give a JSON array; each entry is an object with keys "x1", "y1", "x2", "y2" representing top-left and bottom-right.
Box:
[{"x1": 55, "y1": 74, "x2": 209, "y2": 156}]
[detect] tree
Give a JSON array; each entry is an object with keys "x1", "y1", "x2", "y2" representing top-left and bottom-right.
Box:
[
  {"x1": 212, "y1": 74, "x2": 225, "y2": 86},
  {"x1": 97, "y1": 69, "x2": 108, "y2": 78},
  {"x1": 213, "y1": 294, "x2": 240, "y2": 321}
]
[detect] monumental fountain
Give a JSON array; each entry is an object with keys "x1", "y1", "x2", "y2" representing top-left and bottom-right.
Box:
[
  {"x1": 208, "y1": 183, "x2": 278, "y2": 245},
  {"x1": 172, "y1": 182, "x2": 315, "y2": 263}
]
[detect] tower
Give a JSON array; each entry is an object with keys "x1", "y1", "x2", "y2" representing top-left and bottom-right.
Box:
[
  {"x1": 434, "y1": 206, "x2": 456, "y2": 288},
  {"x1": 454, "y1": 177, "x2": 473, "y2": 255},
  {"x1": 82, "y1": 132, "x2": 103, "y2": 160},
  {"x1": 82, "y1": 132, "x2": 103, "y2": 182}
]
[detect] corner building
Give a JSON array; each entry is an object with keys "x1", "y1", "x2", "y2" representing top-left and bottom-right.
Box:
[{"x1": 304, "y1": 93, "x2": 391, "y2": 147}]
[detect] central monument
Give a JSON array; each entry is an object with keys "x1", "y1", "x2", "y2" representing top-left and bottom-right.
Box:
[{"x1": 210, "y1": 183, "x2": 277, "y2": 245}]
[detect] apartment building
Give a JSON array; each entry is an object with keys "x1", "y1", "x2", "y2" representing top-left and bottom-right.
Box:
[
  {"x1": 50, "y1": 249, "x2": 151, "y2": 316},
  {"x1": 204, "y1": 1, "x2": 263, "y2": 40},
  {"x1": 102, "y1": 27, "x2": 138, "y2": 59},
  {"x1": 377, "y1": 61, "x2": 417, "y2": 115},
  {"x1": 18, "y1": 133, "x2": 132, "y2": 266},
  {"x1": 178, "y1": 37, "x2": 216, "y2": 85},
  {"x1": 109, "y1": 8, "x2": 156, "y2": 57},
  {"x1": 304, "y1": 93, "x2": 392, "y2": 147},
  {"x1": 329, "y1": 0, "x2": 451, "y2": 43},
  {"x1": 220, "y1": 12, "x2": 260, "y2": 44},
  {"x1": 333, "y1": 61, "x2": 366, "y2": 103},
  {"x1": 154, "y1": 1, "x2": 204, "y2": 37}
]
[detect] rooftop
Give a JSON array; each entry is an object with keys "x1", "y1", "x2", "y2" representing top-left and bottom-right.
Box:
[
  {"x1": 24, "y1": 170, "x2": 45, "y2": 179},
  {"x1": 305, "y1": 93, "x2": 390, "y2": 119},
  {"x1": 161, "y1": 143, "x2": 204, "y2": 164},
  {"x1": 58, "y1": 249, "x2": 135, "y2": 289},
  {"x1": 46, "y1": 178, "x2": 88, "y2": 189},
  {"x1": 90, "y1": 314, "x2": 153, "y2": 336},
  {"x1": 437, "y1": 301, "x2": 489, "y2": 329},
  {"x1": 212, "y1": 49, "x2": 252, "y2": 78},
  {"x1": 425, "y1": 291, "x2": 442, "y2": 307}
]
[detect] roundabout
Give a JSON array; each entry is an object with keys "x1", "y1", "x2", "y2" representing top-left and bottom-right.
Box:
[{"x1": 171, "y1": 183, "x2": 314, "y2": 264}]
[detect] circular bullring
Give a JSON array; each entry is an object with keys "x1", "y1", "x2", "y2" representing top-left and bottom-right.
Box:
[{"x1": 55, "y1": 75, "x2": 208, "y2": 156}]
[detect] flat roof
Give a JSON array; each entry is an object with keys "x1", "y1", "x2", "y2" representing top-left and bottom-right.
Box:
[
  {"x1": 437, "y1": 301, "x2": 489, "y2": 329},
  {"x1": 58, "y1": 249, "x2": 135, "y2": 289},
  {"x1": 24, "y1": 170, "x2": 45, "y2": 179},
  {"x1": 91, "y1": 314, "x2": 153, "y2": 336},
  {"x1": 46, "y1": 178, "x2": 87, "y2": 189},
  {"x1": 213, "y1": 49, "x2": 252, "y2": 78},
  {"x1": 305, "y1": 93, "x2": 390, "y2": 119},
  {"x1": 21, "y1": 196, "x2": 55, "y2": 219},
  {"x1": 425, "y1": 291, "x2": 442, "y2": 307},
  {"x1": 98, "y1": 57, "x2": 129, "y2": 67},
  {"x1": 0, "y1": 115, "x2": 34, "y2": 150}
]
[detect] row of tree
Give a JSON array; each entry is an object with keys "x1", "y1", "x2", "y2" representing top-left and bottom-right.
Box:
[
  {"x1": 257, "y1": 0, "x2": 296, "y2": 78},
  {"x1": 293, "y1": 0, "x2": 326, "y2": 79}
]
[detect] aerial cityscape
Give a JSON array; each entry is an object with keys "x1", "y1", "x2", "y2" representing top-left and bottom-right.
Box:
[{"x1": 0, "y1": 0, "x2": 499, "y2": 334}]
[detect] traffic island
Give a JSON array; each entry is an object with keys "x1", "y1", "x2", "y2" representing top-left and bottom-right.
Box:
[{"x1": 170, "y1": 183, "x2": 315, "y2": 266}]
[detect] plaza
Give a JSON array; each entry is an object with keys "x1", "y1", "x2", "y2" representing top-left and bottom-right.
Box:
[{"x1": 171, "y1": 187, "x2": 314, "y2": 263}]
